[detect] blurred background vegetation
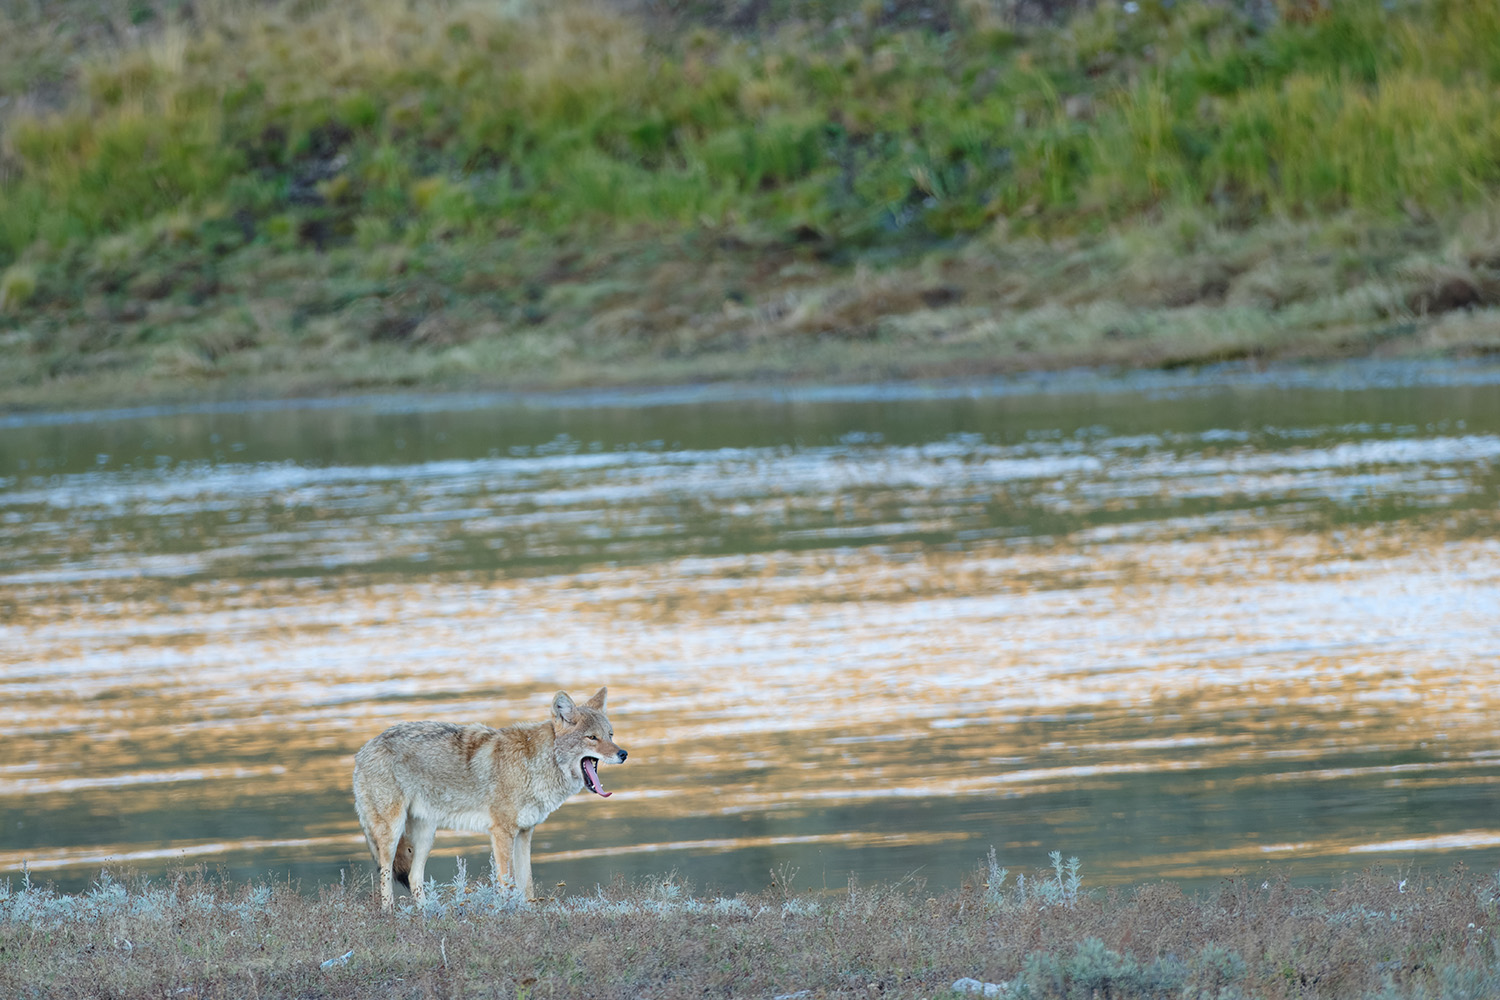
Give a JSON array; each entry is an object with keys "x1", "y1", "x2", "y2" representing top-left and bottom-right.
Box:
[{"x1": 2, "y1": 0, "x2": 1499, "y2": 405}]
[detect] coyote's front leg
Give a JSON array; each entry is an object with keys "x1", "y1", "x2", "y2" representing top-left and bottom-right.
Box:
[
  {"x1": 489, "y1": 822, "x2": 518, "y2": 893},
  {"x1": 512, "y1": 827, "x2": 536, "y2": 900}
]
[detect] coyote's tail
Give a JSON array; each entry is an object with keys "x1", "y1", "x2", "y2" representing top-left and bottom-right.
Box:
[{"x1": 392, "y1": 834, "x2": 415, "y2": 890}]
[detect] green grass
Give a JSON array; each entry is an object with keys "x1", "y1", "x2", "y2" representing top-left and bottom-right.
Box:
[
  {"x1": 3, "y1": 0, "x2": 1500, "y2": 407},
  {"x1": 5, "y1": 856, "x2": 1500, "y2": 999}
]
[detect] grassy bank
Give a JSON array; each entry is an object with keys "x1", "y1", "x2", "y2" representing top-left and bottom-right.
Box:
[
  {"x1": 2, "y1": 0, "x2": 1500, "y2": 408},
  {"x1": 5, "y1": 854, "x2": 1500, "y2": 999}
]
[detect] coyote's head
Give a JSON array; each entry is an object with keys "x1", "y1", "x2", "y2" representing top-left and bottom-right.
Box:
[{"x1": 551, "y1": 687, "x2": 627, "y2": 797}]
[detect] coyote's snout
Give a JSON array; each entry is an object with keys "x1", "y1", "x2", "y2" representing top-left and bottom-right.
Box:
[{"x1": 352, "y1": 687, "x2": 626, "y2": 910}]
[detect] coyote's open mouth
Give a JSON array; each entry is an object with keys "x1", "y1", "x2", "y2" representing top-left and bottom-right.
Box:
[{"x1": 581, "y1": 756, "x2": 610, "y2": 797}]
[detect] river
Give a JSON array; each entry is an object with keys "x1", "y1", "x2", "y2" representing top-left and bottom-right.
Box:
[{"x1": 3, "y1": 362, "x2": 1499, "y2": 897}]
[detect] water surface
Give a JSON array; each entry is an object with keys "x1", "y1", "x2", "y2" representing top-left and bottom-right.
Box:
[{"x1": 3, "y1": 362, "x2": 1499, "y2": 896}]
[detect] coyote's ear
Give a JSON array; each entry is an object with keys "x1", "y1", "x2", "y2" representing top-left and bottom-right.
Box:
[
  {"x1": 551, "y1": 691, "x2": 578, "y2": 725},
  {"x1": 584, "y1": 686, "x2": 607, "y2": 711}
]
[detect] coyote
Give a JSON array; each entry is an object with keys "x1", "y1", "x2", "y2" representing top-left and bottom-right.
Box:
[{"x1": 353, "y1": 687, "x2": 626, "y2": 909}]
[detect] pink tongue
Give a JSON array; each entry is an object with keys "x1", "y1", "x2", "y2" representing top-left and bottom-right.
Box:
[{"x1": 582, "y1": 757, "x2": 610, "y2": 797}]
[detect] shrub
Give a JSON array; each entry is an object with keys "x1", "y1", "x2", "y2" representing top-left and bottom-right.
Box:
[{"x1": 0, "y1": 263, "x2": 37, "y2": 313}]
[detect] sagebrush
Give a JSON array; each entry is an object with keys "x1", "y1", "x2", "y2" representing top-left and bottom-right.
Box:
[{"x1": 4, "y1": 857, "x2": 1500, "y2": 998}]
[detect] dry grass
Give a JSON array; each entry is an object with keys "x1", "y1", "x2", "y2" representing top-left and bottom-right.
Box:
[
  {"x1": 4, "y1": 204, "x2": 1500, "y2": 411},
  {"x1": 3, "y1": 855, "x2": 1500, "y2": 999}
]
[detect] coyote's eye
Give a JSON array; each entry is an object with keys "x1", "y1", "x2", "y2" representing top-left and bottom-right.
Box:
[{"x1": 586, "y1": 734, "x2": 598, "y2": 741}]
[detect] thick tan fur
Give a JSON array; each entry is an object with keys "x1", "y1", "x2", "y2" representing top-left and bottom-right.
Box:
[{"x1": 352, "y1": 687, "x2": 625, "y2": 910}]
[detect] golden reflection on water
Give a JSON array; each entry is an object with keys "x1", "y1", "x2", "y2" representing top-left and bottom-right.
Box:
[{"x1": 5, "y1": 514, "x2": 1499, "y2": 891}]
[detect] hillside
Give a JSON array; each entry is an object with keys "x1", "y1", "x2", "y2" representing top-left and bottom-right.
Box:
[{"x1": 1, "y1": 0, "x2": 1498, "y2": 407}]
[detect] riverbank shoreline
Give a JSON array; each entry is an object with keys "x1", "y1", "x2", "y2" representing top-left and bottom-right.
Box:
[
  {"x1": 5, "y1": 348, "x2": 1500, "y2": 423},
  {"x1": 4, "y1": 205, "x2": 1500, "y2": 414}
]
